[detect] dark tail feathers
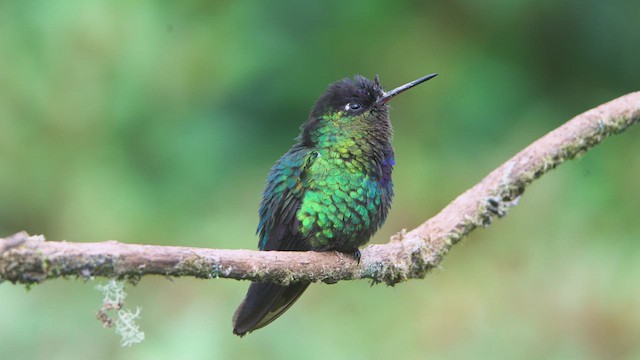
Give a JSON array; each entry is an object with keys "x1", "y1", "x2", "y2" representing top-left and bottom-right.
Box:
[{"x1": 233, "y1": 281, "x2": 309, "y2": 336}]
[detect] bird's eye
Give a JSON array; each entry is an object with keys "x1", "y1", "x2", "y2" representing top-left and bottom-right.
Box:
[{"x1": 347, "y1": 103, "x2": 361, "y2": 111}]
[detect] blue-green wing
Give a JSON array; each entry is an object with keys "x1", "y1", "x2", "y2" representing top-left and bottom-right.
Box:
[
  {"x1": 257, "y1": 144, "x2": 315, "y2": 251},
  {"x1": 233, "y1": 145, "x2": 315, "y2": 336}
]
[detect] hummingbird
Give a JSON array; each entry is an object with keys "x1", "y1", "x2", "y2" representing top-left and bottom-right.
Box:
[{"x1": 232, "y1": 73, "x2": 438, "y2": 336}]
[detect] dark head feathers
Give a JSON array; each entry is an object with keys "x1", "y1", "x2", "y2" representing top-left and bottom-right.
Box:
[{"x1": 309, "y1": 75, "x2": 385, "y2": 119}]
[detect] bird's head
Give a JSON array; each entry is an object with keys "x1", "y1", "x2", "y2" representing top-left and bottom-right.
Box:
[{"x1": 301, "y1": 74, "x2": 437, "y2": 147}]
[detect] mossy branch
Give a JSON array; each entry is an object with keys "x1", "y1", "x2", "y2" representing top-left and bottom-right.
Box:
[{"x1": 1, "y1": 92, "x2": 639, "y2": 286}]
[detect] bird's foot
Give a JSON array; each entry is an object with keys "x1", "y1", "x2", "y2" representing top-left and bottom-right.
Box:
[
  {"x1": 352, "y1": 249, "x2": 361, "y2": 264},
  {"x1": 333, "y1": 249, "x2": 361, "y2": 264}
]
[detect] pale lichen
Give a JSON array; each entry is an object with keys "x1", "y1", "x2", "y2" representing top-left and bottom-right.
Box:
[{"x1": 96, "y1": 279, "x2": 145, "y2": 347}]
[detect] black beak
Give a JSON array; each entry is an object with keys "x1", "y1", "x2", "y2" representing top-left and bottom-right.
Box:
[{"x1": 376, "y1": 73, "x2": 438, "y2": 105}]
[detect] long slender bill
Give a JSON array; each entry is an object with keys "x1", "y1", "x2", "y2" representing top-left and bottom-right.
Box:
[{"x1": 376, "y1": 73, "x2": 438, "y2": 105}]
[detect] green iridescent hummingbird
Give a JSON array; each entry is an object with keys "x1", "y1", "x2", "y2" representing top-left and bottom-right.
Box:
[{"x1": 232, "y1": 73, "x2": 438, "y2": 336}]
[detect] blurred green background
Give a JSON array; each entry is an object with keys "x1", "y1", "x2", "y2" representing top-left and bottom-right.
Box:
[{"x1": 1, "y1": 1, "x2": 639, "y2": 359}]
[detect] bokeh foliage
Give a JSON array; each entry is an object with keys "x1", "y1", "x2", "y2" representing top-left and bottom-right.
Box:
[{"x1": 1, "y1": 1, "x2": 639, "y2": 359}]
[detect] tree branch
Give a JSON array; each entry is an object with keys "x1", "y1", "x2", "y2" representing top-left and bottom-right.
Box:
[{"x1": 1, "y1": 92, "x2": 639, "y2": 286}]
